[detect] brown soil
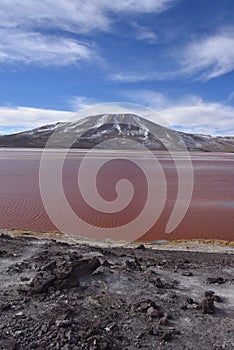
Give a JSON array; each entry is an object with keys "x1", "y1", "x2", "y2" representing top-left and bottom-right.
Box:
[{"x1": 0, "y1": 234, "x2": 234, "y2": 349}]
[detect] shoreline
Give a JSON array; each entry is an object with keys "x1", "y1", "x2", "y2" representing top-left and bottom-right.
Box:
[{"x1": 1, "y1": 227, "x2": 234, "y2": 254}]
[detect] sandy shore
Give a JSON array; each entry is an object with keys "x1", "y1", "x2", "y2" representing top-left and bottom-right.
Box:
[{"x1": 0, "y1": 230, "x2": 234, "y2": 349}]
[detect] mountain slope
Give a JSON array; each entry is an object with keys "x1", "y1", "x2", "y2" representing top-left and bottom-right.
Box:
[{"x1": 0, "y1": 114, "x2": 233, "y2": 152}]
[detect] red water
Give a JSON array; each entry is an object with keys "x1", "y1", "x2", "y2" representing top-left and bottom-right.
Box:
[{"x1": 0, "y1": 149, "x2": 233, "y2": 242}]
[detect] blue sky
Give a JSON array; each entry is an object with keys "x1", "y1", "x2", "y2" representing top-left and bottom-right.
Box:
[{"x1": 0, "y1": 0, "x2": 234, "y2": 136}]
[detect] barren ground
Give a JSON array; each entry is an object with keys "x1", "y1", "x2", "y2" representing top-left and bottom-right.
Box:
[{"x1": 0, "y1": 233, "x2": 234, "y2": 350}]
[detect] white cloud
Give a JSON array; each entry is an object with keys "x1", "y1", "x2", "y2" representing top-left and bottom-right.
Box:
[
  {"x1": 125, "y1": 90, "x2": 234, "y2": 135},
  {"x1": 0, "y1": 101, "x2": 168, "y2": 134},
  {"x1": 181, "y1": 30, "x2": 234, "y2": 80},
  {"x1": 0, "y1": 29, "x2": 94, "y2": 66},
  {"x1": 66, "y1": 93, "x2": 234, "y2": 136},
  {"x1": 131, "y1": 22, "x2": 158, "y2": 43},
  {"x1": 0, "y1": 0, "x2": 175, "y2": 33},
  {"x1": 162, "y1": 102, "x2": 234, "y2": 136},
  {"x1": 103, "y1": 0, "x2": 175, "y2": 14},
  {"x1": 110, "y1": 29, "x2": 234, "y2": 82},
  {"x1": 0, "y1": 106, "x2": 72, "y2": 134},
  {"x1": 0, "y1": 93, "x2": 233, "y2": 136},
  {"x1": 109, "y1": 70, "x2": 178, "y2": 82},
  {"x1": 125, "y1": 90, "x2": 169, "y2": 109},
  {"x1": 226, "y1": 91, "x2": 234, "y2": 103},
  {"x1": 109, "y1": 72, "x2": 148, "y2": 82},
  {"x1": 69, "y1": 96, "x2": 102, "y2": 111},
  {"x1": 0, "y1": 0, "x2": 175, "y2": 66}
]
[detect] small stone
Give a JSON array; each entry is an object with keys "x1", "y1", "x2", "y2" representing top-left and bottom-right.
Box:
[
  {"x1": 154, "y1": 277, "x2": 165, "y2": 288},
  {"x1": 159, "y1": 316, "x2": 169, "y2": 326},
  {"x1": 182, "y1": 271, "x2": 193, "y2": 277},
  {"x1": 77, "y1": 330, "x2": 86, "y2": 338},
  {"x1": 136, "y1": 244, "x2": 146, "y2": 250},
  {"x1": 56, "y1": 320, "x2": 72, "y2": 327},
  {"x1": 180, "y1": 304, "x2": 187, "y2": 310},
  {"x1": 161, "y1": 331, "x2": 173, "y2": 342},
  {"x1": 205, "y1": 290, "x2": 215, "y2": 298},
  {"x1": 200, "y1": 298, "x2": 216, "y2": 314},
  {"x1": 100, "y1": 343, "x2": 108, "y2": 350},
  {"x1": 207, "y1": 277, "x2": 226, "y2": 284},
  {"x1": 213, "y1": 294, "x2": 223, "y2": 303},
  {"x1": 15, "y1": 311, "x2": 24, "y2": 317},
  {"x1": 186, "y1": 297, "x2": 194, "y2": 304},
  {"x1": 147, "y1": 306, "x2": 159, "y2": 318}
]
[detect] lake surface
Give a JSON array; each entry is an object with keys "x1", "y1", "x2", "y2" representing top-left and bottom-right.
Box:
[{"x1": 0, "y1": 149, "x2": 233, "y2": 242}]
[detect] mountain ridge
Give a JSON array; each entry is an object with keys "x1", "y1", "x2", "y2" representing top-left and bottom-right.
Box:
[{"x1": 0, "y1": 114, "x2": 233, "y2": 152}]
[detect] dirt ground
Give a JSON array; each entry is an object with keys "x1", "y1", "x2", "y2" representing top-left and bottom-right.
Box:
[{"x1": 0, "y1": 233, "x2": 233, "y2": 350}]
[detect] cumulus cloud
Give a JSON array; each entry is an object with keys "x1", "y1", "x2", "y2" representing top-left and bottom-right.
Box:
[
  {"x1": 0, "y1": 93, "x2": 233, "y2": 136},
  {"x1": 0, "y1": 101, "x2": 165, "y2": 135},
  {"x1": 0, "y1": 106, "x2": 72, "y2": 134},
  {"x1": 125, "y1": 90, "x2": 234, "y2": 135},
  {"x1": 162, "y1": 102, "x2": 234, "y2": 136}
]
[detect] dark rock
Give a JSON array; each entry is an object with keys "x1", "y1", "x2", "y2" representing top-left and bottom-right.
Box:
[
  {"x1": 147, "y1": 306, "x2": 160, "y2": 318},
  {"x1": 205, "y1": 290, "x2": 215, "y2": 298},
  {"x1": 207, "y1": 277, "x2": 226, "y2": 284},
  {"x1": 136, "y1": 244, "x2": 146, "y2": 250},
  {"x1": 30, "y1": 271, "x2": 56, "y2": 293},
  {"x1": 186, "y1": 297, "x2": 194, "y2": 304},
  {"x1": 154, "y1": 277, "x2": 165, "y2": 288},
  {"x1": 200, "y1": 298, "x2": 216, "y2": 314},
  {"x1": 182, "y1": 271, "x2": 193, "y2": 276},
  {"x1": 56, "y1": 319, "x2": 72, "y2": 328},
  {"x1": 29, "y1": 257, "x2": 100, "y2": 293},
  {"x1": 0, "y1": 302, "x2": 12, "y2": 312},
  {"x1": 161, "y1": 331, "x2": 174, "y2": 342},
  {"x1": 159, "y1": 314, "x2": 169, "y2": 326}
]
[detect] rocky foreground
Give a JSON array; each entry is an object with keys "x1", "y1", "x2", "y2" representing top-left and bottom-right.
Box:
[{"x1": 0, "y1": 234, "x2": 234, "y2": 350}]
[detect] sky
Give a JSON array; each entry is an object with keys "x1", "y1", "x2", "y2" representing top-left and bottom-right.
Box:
[{"x1": 0, "y1": 0, "x2": 234, "y2": 136}]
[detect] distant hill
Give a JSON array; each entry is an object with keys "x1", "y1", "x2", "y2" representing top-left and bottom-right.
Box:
[{"x1": 0, "y1": 114, "x2": 233, "y2": 152}]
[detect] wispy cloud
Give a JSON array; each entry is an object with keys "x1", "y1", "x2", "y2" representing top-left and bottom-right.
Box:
[
  {"x1": 0, "y1": 1, "x2": 175, "y2": 33},
  {"x1": 131, "y1": 22, "x2": 158, "y2": 44},
  {"x1": 0, "y1": 29, "x2": 94, "y2": 66},
  {"x1": 125, "y1": 90, "x2": 169, "y2": 109},
  {"x1": 226, "y1": 91, "x2": 234, "y2": 103},
  {"x1": 109, "y1": 72, "x2": 149, "y2": 83},
  {"x1": 181, "y1": 29, "x2": 234, "y2": 81},
  {"x1": 110, "y1": 71, "x2": 179, "y2": 83},
  {"x1": 110, "y1": 29, "x2": 234, "y2": 83},
  {"x1": 0, "y1": 0, "x2": 175, "y2": 66},
  {"x1": 69, "y1": 96, "x2": 102, "y2": 111}
]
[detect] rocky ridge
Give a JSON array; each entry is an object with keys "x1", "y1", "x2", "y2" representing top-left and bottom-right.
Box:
[{"x1": 0, "y1": 114, "x2": 233, "y2": 152}]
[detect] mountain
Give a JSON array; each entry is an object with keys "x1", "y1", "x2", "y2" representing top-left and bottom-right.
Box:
[{"x1": 0, "y1": 114, "x2": 233, "y2": 152}]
